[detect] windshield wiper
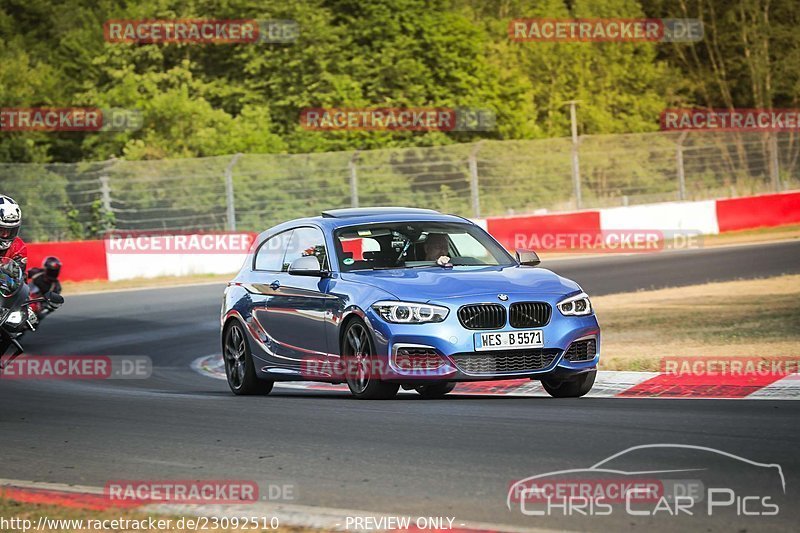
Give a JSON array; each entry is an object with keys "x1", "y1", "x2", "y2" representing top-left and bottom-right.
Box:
[{"x1": 371, "y1": 263, "x2": 438, "y2": 270}]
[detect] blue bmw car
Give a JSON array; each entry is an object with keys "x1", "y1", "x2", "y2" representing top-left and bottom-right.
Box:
[{"x1": 221, "y1": 207, "x2": 599, "y2": 399}]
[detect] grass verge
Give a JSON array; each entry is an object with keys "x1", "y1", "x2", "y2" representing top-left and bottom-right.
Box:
[{"x1": 596, "y1": 274, "x2": 800, "y2": 371}]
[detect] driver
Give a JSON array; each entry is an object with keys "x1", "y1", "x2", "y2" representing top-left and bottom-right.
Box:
[
  {"x1": 0, "y1": 195, "x2": 26, "y2": 274},
  {"x1": 423, "y1": 233, "x2": 451, "y2": 263}
]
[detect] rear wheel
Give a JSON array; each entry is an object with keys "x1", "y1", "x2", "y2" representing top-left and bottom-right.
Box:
[
  {"x1": 224, "y1": 321, "x2": 273, "y2": 395},
  {"x1": 415, "y1": 382, "x2": 456, "y2": 399},
  {"x1": 542, "y1": 370, "x2": 596, "y2": 398},
  {"x1": 342, "y1": 320, "x2": 398, "y2": 400}
]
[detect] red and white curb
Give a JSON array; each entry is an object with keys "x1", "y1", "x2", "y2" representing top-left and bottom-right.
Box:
[
  {"x1": 0, "y1": 479, "x2": 552, "y2": 533},
  {"x1": 192, "y1": 354, "x2": 800, "y2": 400}
]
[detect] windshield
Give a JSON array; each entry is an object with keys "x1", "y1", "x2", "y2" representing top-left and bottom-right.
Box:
[{"x1": 334, "y1": 221, "x2": 514, "y2": 272}]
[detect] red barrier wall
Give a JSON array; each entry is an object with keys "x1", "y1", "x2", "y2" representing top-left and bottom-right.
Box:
[
  {"x1": 27, "y1": 240, "x2": 108, "y2": 282},
  {"x1": 716, "y1": 191, "x2": 800, "y2": 232},
  {"x1": 18, "y1": 191, "x2": 796, "y2": 283},
  {"x1": 486, "y1": 211, "x2": 602, "y2": 250}
]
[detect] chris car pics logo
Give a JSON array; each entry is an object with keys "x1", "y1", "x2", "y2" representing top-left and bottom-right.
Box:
[{"x1": 508, "y1": 444, "x2": 785, "y2": 518}]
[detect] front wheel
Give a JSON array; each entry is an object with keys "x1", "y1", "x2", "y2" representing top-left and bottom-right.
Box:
[
  {"x1": 542, "y1": 370, "x2": 596, "y2": 398},
  {"x1": 223, "y1": 321, "x2": 274, "y2": 395},
  {"x1": 341, "y1": 320, "x2": 398, "y2": 400},
  {"x1": 415, "y1": 382, "x2": 456, "y2": 399}
]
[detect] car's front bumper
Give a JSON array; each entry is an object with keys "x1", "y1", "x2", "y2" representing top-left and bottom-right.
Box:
[{"x1": 364, "y1": 296, "x2": 600, "y2": 383}]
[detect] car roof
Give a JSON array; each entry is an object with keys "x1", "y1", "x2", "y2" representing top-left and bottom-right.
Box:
[
  {"x1": 320, "y1": 207, "x2": 441, "y2": 219},
  {"x1": 260, "y1": 208, "x2": 474, "y2": 237}
]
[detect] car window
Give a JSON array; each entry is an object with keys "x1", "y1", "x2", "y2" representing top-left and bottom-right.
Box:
[
  {"x1": 253, "y1": 230, "x2": 293, "y2": 271},
  {"x1": 282, "y1": 227, "x2": 328, "y2": 272},
  {"x1": 340, "y1": 236, "x2": 380, "y2": 261},
  {"x1": 449, "y1": 233, "x2": 495, "y2": 263},
  {"x1": 334, "y1": 222, "x2": 514, "y2": 271}
]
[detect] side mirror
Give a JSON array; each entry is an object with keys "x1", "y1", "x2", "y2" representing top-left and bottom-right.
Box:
[
  {"x1": 45, "y1": 292, "x2": 64, "y2": 308},
  {"x1": 288, "y1": 256, "x2": 327, "y2": 277},
  {"x1": 516, "y1": 249, "x2": 540, "y2": 267}
]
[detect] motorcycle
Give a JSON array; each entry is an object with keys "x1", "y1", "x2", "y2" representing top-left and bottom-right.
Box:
[
  {"x1": 0, "y1": 257, "x2": 64, "y2": 374},
  {"x1": 27, "y1": 281, "x2": 59, "y2": 323},
  {"x1": 27, "y1": 256, "x2": 62, "y2": 323}
]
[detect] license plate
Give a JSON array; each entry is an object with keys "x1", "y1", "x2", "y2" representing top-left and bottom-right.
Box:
[{"x1": 474, "y1": 330, "x2": 544, "y2": 351}]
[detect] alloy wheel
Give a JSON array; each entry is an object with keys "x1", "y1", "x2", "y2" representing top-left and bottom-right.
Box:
[
  {"x1": 224, "y1": 324, "x2": 247, "y2": 390},
  {"x1": 344, "y1": 322, "x2": 371, "y2": 393}
]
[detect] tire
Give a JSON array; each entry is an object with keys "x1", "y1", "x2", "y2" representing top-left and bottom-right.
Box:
[
  {"x1": 341, "y1": 319, "x2": 398, "y2": 400},
  {"x1": 415, "y1": 382, "x2": 456, "y2": 399},
  {"x1": 223, "y1": 321, "x2": 274, "y2": 395},
  {"x1": 542, "y1": 370, "x2": 596, "y2": 398}
]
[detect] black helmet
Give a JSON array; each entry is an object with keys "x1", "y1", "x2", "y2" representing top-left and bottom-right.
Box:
[{"x1": 43, "y1": 256, "x2": 62, "y2": 279}]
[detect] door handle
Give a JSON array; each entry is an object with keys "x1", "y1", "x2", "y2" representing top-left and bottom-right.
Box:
[{"x1": 270, "y1": 280, "x2": 281, "y2": 290}]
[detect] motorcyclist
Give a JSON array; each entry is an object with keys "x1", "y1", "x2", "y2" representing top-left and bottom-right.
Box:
[
  {"x1": 0, "y1": 195, "x2": 27, "y2": 274},
  {"x1": 28, "y1": 256, "x2": 62, "y2": 296}
]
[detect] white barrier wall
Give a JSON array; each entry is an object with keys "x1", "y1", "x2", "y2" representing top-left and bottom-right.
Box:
[
  {"x1": 32, "y1": 192, "x2": 800, "y2": 282},
  {"x1": 599, "y1": 200, "x2": 720, "y2": 235},
  {"x1": 106, "y1": 252, "x2": 249, "y2": 281}
]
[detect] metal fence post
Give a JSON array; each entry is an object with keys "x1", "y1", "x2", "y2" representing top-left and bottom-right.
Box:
[
  {"x1": 349, "y1": 151, "x2": 360, "y2": 208},
  {"x1": 676, "y1": 131, "x2": 688, "y2": 201},
  {"x1": 98, "y1": 172, "x2": 115, "y2": 233},
  {"x1": 468, "y1": 141, "x2": 483, "y2": 218},
  {"x1": 225, "y1": 153, "x2": 242, "y2": 231},
  {"x1": 99, "y1": 176, "x2": 112, "y2": 215},
  {"x1": 768, "y1": 133, "x2": 781, "y2": 191},
  {"x1": 566, "y1": 100, "x2": 582, "y2": 209}
]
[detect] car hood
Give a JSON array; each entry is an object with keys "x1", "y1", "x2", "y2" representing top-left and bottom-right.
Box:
[{"x1": 339, "y1": 266, "x2": 581, "y2": 301}]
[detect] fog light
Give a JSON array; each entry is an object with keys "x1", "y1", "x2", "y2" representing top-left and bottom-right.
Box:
[{"x1": 393, "y1": 347, "x2": 444, "y2": 371}]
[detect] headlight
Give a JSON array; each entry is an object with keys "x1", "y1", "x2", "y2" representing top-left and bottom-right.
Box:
[
  {"x1": 557, "y1": 292, "x2": 592, "y2": 316},
  {"x1": 5, "y1": 310, "x2": 23, "y2": 325},
  {"x1": 372, "y1": 301, "x2": 449, "y2": 324}
]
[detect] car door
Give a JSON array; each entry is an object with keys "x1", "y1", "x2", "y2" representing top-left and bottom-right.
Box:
[
  {"x1": 263, "y1": 226, "x2": 333, "y2": 372},
  {"x1": 249, "y1": 229, "x2": 295, "y2": 370}
]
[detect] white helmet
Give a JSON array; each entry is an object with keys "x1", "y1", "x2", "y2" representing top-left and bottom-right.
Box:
[{"x1": 0, "y1": 195, "x2": 22, "y2": 250}]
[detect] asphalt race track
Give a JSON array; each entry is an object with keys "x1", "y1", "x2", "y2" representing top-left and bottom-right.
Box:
[{"x1": 1, "y1": 240, "x2": 799, "y2": 531}]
